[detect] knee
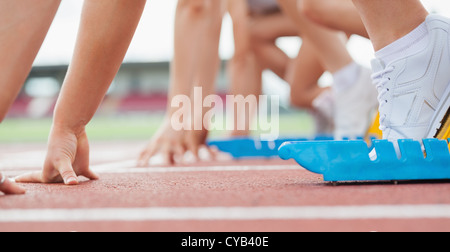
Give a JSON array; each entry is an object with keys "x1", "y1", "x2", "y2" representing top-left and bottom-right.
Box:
[
  {"x1": 299, "y1": 0, "x2": 323, "y2": 22},
  {"x1": 289, "y1": 86, "x2": 313, "y2": 108},
  {"x1": 248, "y1": 19, "x2": 274, "y2": 47},
  {"x1": 290, "y1": 93, "x2": 310, "y2": 108}
]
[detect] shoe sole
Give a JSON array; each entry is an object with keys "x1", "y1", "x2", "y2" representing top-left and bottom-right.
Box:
[{"x1": 428, "y1": 82, "x2": 450, "y2": 141}]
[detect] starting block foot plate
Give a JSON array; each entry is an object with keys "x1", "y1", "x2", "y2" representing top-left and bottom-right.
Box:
[{"x1": 279, "y1": 139, "x2": 450, "y2": 182}]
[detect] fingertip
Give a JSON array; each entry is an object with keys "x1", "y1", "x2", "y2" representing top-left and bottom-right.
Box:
[
  {"x1": 137, "y1": 157, "x2": 149, "y2": 167},
  {"x1": 13, "y1": 175, "x2": 23, "y2": 183},
  {"x1": 138, "y1": 151, "x2": 152, "y2": 167},
  {"x1": 0, "y1": 179, "x2": 27, "y2": 195},
  {"x1": 14, "y1": 172, "x2": 42, "y2": 183},
  {"x1": 64, "y1": 176, "x2": 79, "y2": 185},
  {"x1": 14, "y1": 183, "x2": 27, "y2": 194}
]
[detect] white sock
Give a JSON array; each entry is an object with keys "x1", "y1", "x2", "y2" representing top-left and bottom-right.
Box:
[
  {"x1": 332, "y1": 61, "x2": 360, "y2": 94},
  {"x1": 375, "y1": 20, "x2": 429, "y2": 65}
]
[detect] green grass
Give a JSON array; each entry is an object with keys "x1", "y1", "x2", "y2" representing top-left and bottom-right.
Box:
[{"x1": 0, "y1": 111, "x2": 315, "y2": 143}]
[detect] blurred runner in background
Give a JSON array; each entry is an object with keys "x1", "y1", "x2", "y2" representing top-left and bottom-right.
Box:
[{"x1": 229, "y1": 0, "x2": 378, "y2": 140}]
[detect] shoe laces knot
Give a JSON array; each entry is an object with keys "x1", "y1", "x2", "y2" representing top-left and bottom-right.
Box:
[{"x1": 371, "y1": 66, "x2": 395, "y2": 131}]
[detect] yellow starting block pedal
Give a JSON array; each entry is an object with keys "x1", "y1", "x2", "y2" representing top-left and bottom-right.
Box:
[
  {"x1": 435, "y1": 109, "x2": 450, "y2": 149},
  {"x1": 366, "y1": 111, "x2": 382, "y2": 140}
]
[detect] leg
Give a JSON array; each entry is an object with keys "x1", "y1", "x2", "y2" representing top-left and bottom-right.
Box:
[
  {"x1": 289, "y1": 41, "x2": 335, "y2": 135},
  {"x1": 228, "y1": 10, "x2": 295, "y2": 136},
  {"x1": 248, "y1": 13, "x2": 298, "y2": 78},
  {"x1": 289, "y1": 41, "x2": 326, "y2": 109},
  {"x1": 301, "y1": 0, "x2": 368, "y2": 38},
  {"x1": 352, "y1": 0, "x2": 450, "y2": 146},
  {"x1": 0, "y1": 0, "x2": 61, "y2": 122},
  {"x1": 16, "y1": 0, "x2": 146, "y2": 184},
  {"x1": 352, "y1": 0, "x2": 428, "y2": 50},
  {"x1": 246, "y1": 12, "x2": 327, "y2": 109},
  {"x1": 279, "y1": 0, "x2": 379, "y2": 139},
  {"x1": 278, "y1": 0, "x2": 353, "y2": 73},
  {"x1": 229, "y1": 3, "x2": 333, "y2": 135}
]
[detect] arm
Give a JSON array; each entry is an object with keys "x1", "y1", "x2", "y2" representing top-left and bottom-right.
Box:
[
  {"x1": 0, "y1": 0, "x2": 61, "y2": 122},
  {"x1": 0, "y1": 0, "x2": 60, "y2": 194},
  {"x1": 227, "y1": 0, "x2": 262, "y2": 136},
  {"x1": 138, "y1": 0, "x2": 208, "y2": 166},
  {"x1": 138, "y1": 0, "x2": 224, "y2": 166},
  {"x1": 16, "y1": 0, "x2": 146, "y2": 185},
  {"x1": 228, "y1": 0, "x2": 252, "y2": 61}
]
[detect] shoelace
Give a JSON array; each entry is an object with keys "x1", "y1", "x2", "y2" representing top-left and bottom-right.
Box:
[{"x1": 371, "y1": 66, "x2": 395, "y2": 131}]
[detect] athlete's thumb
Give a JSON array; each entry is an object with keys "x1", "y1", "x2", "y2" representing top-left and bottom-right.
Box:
[{"x1": 58, "y1": 161, "x2": 79, "y2": 185}]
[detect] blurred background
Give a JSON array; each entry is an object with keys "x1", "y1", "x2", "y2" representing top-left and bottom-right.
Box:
[{"x1": 1, "y1": 0, "x2": 449, "y2": 143}]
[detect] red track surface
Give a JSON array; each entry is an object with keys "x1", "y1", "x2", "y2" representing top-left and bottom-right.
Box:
[{"x1": 1, "y1": 141, "x2": 450, "y2": 232}]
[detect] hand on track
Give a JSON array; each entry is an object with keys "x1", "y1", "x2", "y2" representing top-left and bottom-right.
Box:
[
  {"x1": 0, "y1": 172, "x2": 26, "y2": 195},
  {"x1": 15, "y1": 127, "x2": 98, "y2": 185}
]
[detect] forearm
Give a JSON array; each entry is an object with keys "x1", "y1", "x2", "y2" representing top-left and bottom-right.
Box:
[
  {"x1": 228, "y1": 0, "x2": 255, "y2": 95},
  {"x1": 167, "y1": 0, "x2": 223, "y2": 121},
  {"x1": 167, "y1": 1, "x2": 205, "y2": 117},
  {"x1": 193, "y1": 0, "x2": 223, "y2": 121},
  {"x1": 228, "y1": 0, "x2": 252, "y2": 59},
  {"x1": 53, "y1": 0, "x2": 146, "y2": 133}
]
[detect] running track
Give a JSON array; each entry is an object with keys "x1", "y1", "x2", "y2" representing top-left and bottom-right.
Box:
[{"x1": 1, "y1": 141, "x2": 450, "y2": 232}]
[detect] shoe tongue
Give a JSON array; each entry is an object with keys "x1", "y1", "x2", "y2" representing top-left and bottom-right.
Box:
[{"x1": 370, "y1": 58, "x2": 386, "y2": 73}]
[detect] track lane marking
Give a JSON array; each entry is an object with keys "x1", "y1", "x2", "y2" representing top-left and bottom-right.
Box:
[
  {"x1": 1, "y1": 205, "x2": 450, "y2": 222},
  {"x1": 91, "y1": 160, "x2": 300, "y2": 174}
]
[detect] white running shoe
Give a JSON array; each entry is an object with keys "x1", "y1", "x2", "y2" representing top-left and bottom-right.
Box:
[
  {"x1": 333, "y1": 65, "x2": 379, "y2": 140},
  {"x1": 312, "y1": 89, "x2": 335, "y2": 135},
  {"x1": 370, "y1": 15, "x2": 450, "y2": 145}
]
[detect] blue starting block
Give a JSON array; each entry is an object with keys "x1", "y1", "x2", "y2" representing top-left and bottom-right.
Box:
[
  {"x1": 208, "y1": 135, "x2": 334, "y2": 159},
  {"x1": 279, "y1": 139, "x2": 450, "y2": 182}
]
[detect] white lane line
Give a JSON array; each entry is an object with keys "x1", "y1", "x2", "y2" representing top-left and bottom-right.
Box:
[
  {"x1": 0, "y1": 158, "x2": 300, "y2": 173},
  {"x1": 91, "y1": 160, "x2": 300, "y2": 174},
  {"x1": 1, "y1": 205, "x2": 450, "y2": 222},
  {"x1": 0, "y1": 150, "x2": 137, "y2": 170}
]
